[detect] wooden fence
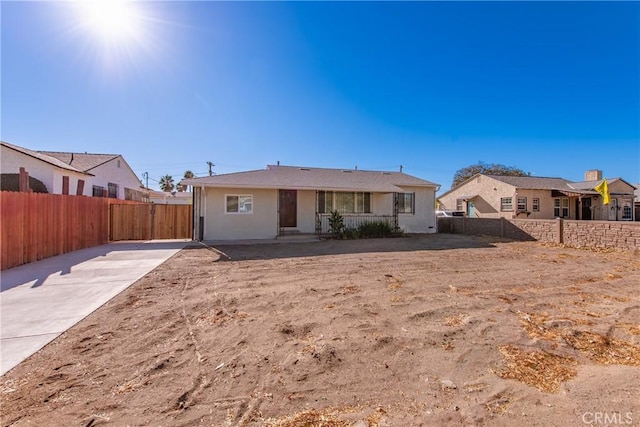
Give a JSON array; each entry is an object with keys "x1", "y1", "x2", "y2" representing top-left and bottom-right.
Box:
[
  {"x1": 1, "y1": 192, "x2": 193, "y2": 270},
  {"x1": 109, "y1": 204, "x2": 192, "y2": 241},
  {"x1": 1, "y1": 191, "x2": 110, "y2": 270}
]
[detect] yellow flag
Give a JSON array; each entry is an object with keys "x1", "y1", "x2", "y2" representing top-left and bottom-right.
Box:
[{"x1": 594, "y1": 179, "x2": 610, "y2": 205}]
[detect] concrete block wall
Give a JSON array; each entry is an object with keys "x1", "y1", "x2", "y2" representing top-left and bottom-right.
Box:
[{"x1": 438, "y1": 217, "x2": 639, "y2": 251}]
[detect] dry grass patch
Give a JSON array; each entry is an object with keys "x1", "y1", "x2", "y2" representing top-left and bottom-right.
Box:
[
  {"x1": 562, "y1": 331, "x2": 640, "y2": 366},
  {"x1": 497, "y1": 345, "x2": 578, "y2": 393},
  {"x1": 617, "y1": 323, "x2": 640, "y2": 336},
  {"x1": 264, "y1": 409, "x2": 351, "y2": 427},
  {"x1": 444, "y1": 314, "x2": 469, "y2": 327},
  {"x1": 517, "y1": 312, "x2": 561, "y2": 340},
  {"x1": 264, "y1": 406, "x2": 386, "y2": 427}
]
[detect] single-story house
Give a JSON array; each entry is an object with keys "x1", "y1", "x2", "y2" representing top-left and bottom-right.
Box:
[
  {"x1": 438, "y1": 170, "x2": 636, "y2": 221},
  {"x1": 148, "y1": 189, "x2": 192, "y2": 205},
  {"x1": 182, "y1": 164, "x2": 440, "y2": 241},
  {"x1": 1, "y1": 141, "x2": 146, "y2": 201}
]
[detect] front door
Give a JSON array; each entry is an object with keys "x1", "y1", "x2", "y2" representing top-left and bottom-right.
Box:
[
  {"x1": 581, "y1": 198, "x2": 592, "y2": 220},
  {"x1": 279, "y1": 190, "x2": 297, "y2": 227},
  {"x1": 466, "y1": 200, "x2": 476, "y2": 218}
]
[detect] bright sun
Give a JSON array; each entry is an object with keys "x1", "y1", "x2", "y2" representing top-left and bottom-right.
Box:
[
  {"x1": 69, "y1": 0, "x2": 158, "y2": 74},
  {"x1": 75, "y1": 0, "x2": 143, "y2": 43}
]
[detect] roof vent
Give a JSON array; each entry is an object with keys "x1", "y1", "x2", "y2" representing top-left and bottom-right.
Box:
[
  {"x1": 300, "y1": 168, "x2": 310, "y2": 171},
  {"x1": 342, "y1": 170, "x2": 353, "y2": 173},
  {"x1": 381, "y1": 172, "x2": 392, "y2": 175}
]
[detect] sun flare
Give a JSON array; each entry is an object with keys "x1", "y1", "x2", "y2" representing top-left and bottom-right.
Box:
[{"x1": 75, "y1": 0, "x2": 143, "y2": 43}]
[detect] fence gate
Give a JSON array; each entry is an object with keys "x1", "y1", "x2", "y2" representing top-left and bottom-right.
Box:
[{"x1": 110, "y1": 204, "x2": 193, "y2": 241}]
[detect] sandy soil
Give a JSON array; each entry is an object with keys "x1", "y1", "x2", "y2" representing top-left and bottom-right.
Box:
[{"x1": 1, "y1": 234, "x2": 639, "y2": 426}]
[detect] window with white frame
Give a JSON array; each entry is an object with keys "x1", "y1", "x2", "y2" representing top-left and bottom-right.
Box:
[
  {"x1": 532, "y1": 198, "x2": 540, "y2": 212},
  {"x1": 517, "y1": 197, "x2": 527, "y2": 211},
  {"x1": 226, "y1": 195, "x2": 253, "y2": 214},
  {"x1": 456, "y1": 199, "x2": 463, "y2": 211},
  {"x1": 622, "y1": 205, "x2": 632, "y2": 221},
  {"x1": 500, "y1": 197, "x2": 513, "y2": 211},
  {"x1": 554, "y1": 198, "x2": 569, "y2": 218}
]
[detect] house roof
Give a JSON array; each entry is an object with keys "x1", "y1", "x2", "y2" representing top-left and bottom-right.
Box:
[
  {"x1": 38, "y1": 151, "x2": 120, "y2": 172},
  {"x1": 1, "y1": 141, "x2": 92, "y2": 175},
  {"x1": 182, "y1": 165, "x2": 439, "y2": 193},
  {"x1": 486, "y1": 175, "x2": 573, "y2": 190}
]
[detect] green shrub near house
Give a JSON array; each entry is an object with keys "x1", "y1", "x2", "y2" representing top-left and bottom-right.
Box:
[
  {"x1": 357, "y1": 221, "x2": 402, "y2": 238},
  {"x1": 327, "y1": 210, "x2": 403, "y2": 239}
]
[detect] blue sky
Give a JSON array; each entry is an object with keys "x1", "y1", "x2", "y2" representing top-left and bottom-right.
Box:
[{"x1": 2, "y1": 1, "x2": 639, "y2": 192}]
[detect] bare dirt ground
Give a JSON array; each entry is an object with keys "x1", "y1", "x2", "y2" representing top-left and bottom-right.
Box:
[{"x1": 2, "y1": 234, "x2": 639, "y2": 426}]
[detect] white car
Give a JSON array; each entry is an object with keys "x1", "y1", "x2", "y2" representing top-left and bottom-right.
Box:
[{"x1": 436, "y1": 210, "x2": 464, "y2": 217}]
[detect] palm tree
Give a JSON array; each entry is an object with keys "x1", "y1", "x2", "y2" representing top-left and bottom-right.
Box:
[
  {"x1": 182, "y1": 170, "x2": 195, "y2": 192},
  {"x1": 159, "y1": 175, "x2": 175, "y2": 192}
]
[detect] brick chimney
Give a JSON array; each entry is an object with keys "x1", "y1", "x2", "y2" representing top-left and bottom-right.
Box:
[{"x1": 584, "y1": 169, "x2": 602, "y2": 181}]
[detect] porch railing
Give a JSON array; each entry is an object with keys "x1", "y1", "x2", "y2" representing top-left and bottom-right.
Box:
[{"x1": 315, "y1": 213, "x2": 397, "y2": 238}]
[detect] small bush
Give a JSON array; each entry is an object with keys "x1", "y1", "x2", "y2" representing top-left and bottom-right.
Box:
[
  {"x1": 328, "y1": 210, "x2": 345, "y2": 238},
  {"x1": 357, "y1": 221, "x2": 402, "y2": 238}
]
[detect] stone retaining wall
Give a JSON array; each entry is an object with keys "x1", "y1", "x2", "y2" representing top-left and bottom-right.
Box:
[{"x1": 437, "y1": 217, "x2": 639, "y2": 251}]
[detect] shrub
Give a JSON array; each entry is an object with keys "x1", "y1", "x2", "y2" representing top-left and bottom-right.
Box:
[
  {"x1": 357, "y1": 221, "x2": 402, "y2": 238},
  {"x1": 328, "y1": 210, "x2": 345, "y2": 238}
]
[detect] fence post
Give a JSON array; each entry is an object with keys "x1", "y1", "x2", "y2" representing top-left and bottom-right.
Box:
[
  {"x1": 19, "y1": 167, "x2": 29, "y2": 192},
  {"x1": 556, "y1": 218, "x2": 564, "y2": 244},
  {"x1": 62, "y1": 176, "x2": 69, "y2": 195}
]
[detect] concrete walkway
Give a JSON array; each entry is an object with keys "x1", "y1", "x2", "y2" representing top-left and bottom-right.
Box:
[{"x1": 0, "y1": 240, "x2": 189, "y2": 376}]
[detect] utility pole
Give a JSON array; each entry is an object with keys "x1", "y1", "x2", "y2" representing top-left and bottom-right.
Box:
[
  {"x1": 207, "y1": 161, "x2": 215, "y2": 176},
  {"x1": 142, "y1": 172, "x2": 149, "y2": 189}
]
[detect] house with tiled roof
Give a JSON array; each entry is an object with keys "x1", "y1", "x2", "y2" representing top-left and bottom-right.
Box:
[
  {"x1": 1, "y1": 141, "x2": 146, "y2": 201},
  {"x1": 437, "y1": 170, "x2": 636, "y2": 221},
  {"x1": 182, "y1": 164, "x2": 440, "y2": 240}
]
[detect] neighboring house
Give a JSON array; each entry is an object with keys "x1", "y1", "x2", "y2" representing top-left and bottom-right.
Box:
[
  {"x1": 148, "y1": 189, "x2": 192, "y2": 205},
  {"x1": 1, "y1": 141, "x2": 146, "y2": 201},
  {"x1": 1, "y1": 141, "x2": 92, "y2": 195},
  {"x1": 438, "y1": 170, "x2": 636, "y2": 221},
  {"x1": 182, "y1": 164, "x2": 440, "y2": 241}
]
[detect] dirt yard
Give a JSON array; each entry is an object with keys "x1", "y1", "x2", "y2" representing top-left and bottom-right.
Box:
[{"x1": 2, "y1": 235, "x2": 639, "y2": 426}]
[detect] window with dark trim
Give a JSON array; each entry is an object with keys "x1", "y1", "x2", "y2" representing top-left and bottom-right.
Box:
[
  {"x1": 317, "y1": 191, "x2": 371, "y2": 213},
  {"x1": 532, "y1": 198, "x2": 540, "y2": 212},
  {"x1": 92, "y1": 185, "x2": 105, "y2": 197},
  {"x1": 397, "y1": 192, "x2": 415, "y2": 214},
  {"x1": 108, "y1": 182, "x2": 118, "y2": 199}
]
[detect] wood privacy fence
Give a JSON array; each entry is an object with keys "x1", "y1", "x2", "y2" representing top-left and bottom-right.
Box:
[
  {"x1": 1, "y1": 191, "x2": 193, "y2": 270},
  {"x1": 109, "y1": 204, "x2": 192, "y2": 241}
]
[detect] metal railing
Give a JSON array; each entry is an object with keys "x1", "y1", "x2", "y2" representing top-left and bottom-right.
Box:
[{"x1": 315, "y1": 213, "x2": 397, "y2": 237}]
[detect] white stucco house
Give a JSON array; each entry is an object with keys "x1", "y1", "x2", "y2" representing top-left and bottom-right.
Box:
[
  {"x1": 182, "y1": 164, "x2": 440, "y2": 241},
  {"x1": 1, "y1": 141, "x2": 146, "y2": 201}
]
